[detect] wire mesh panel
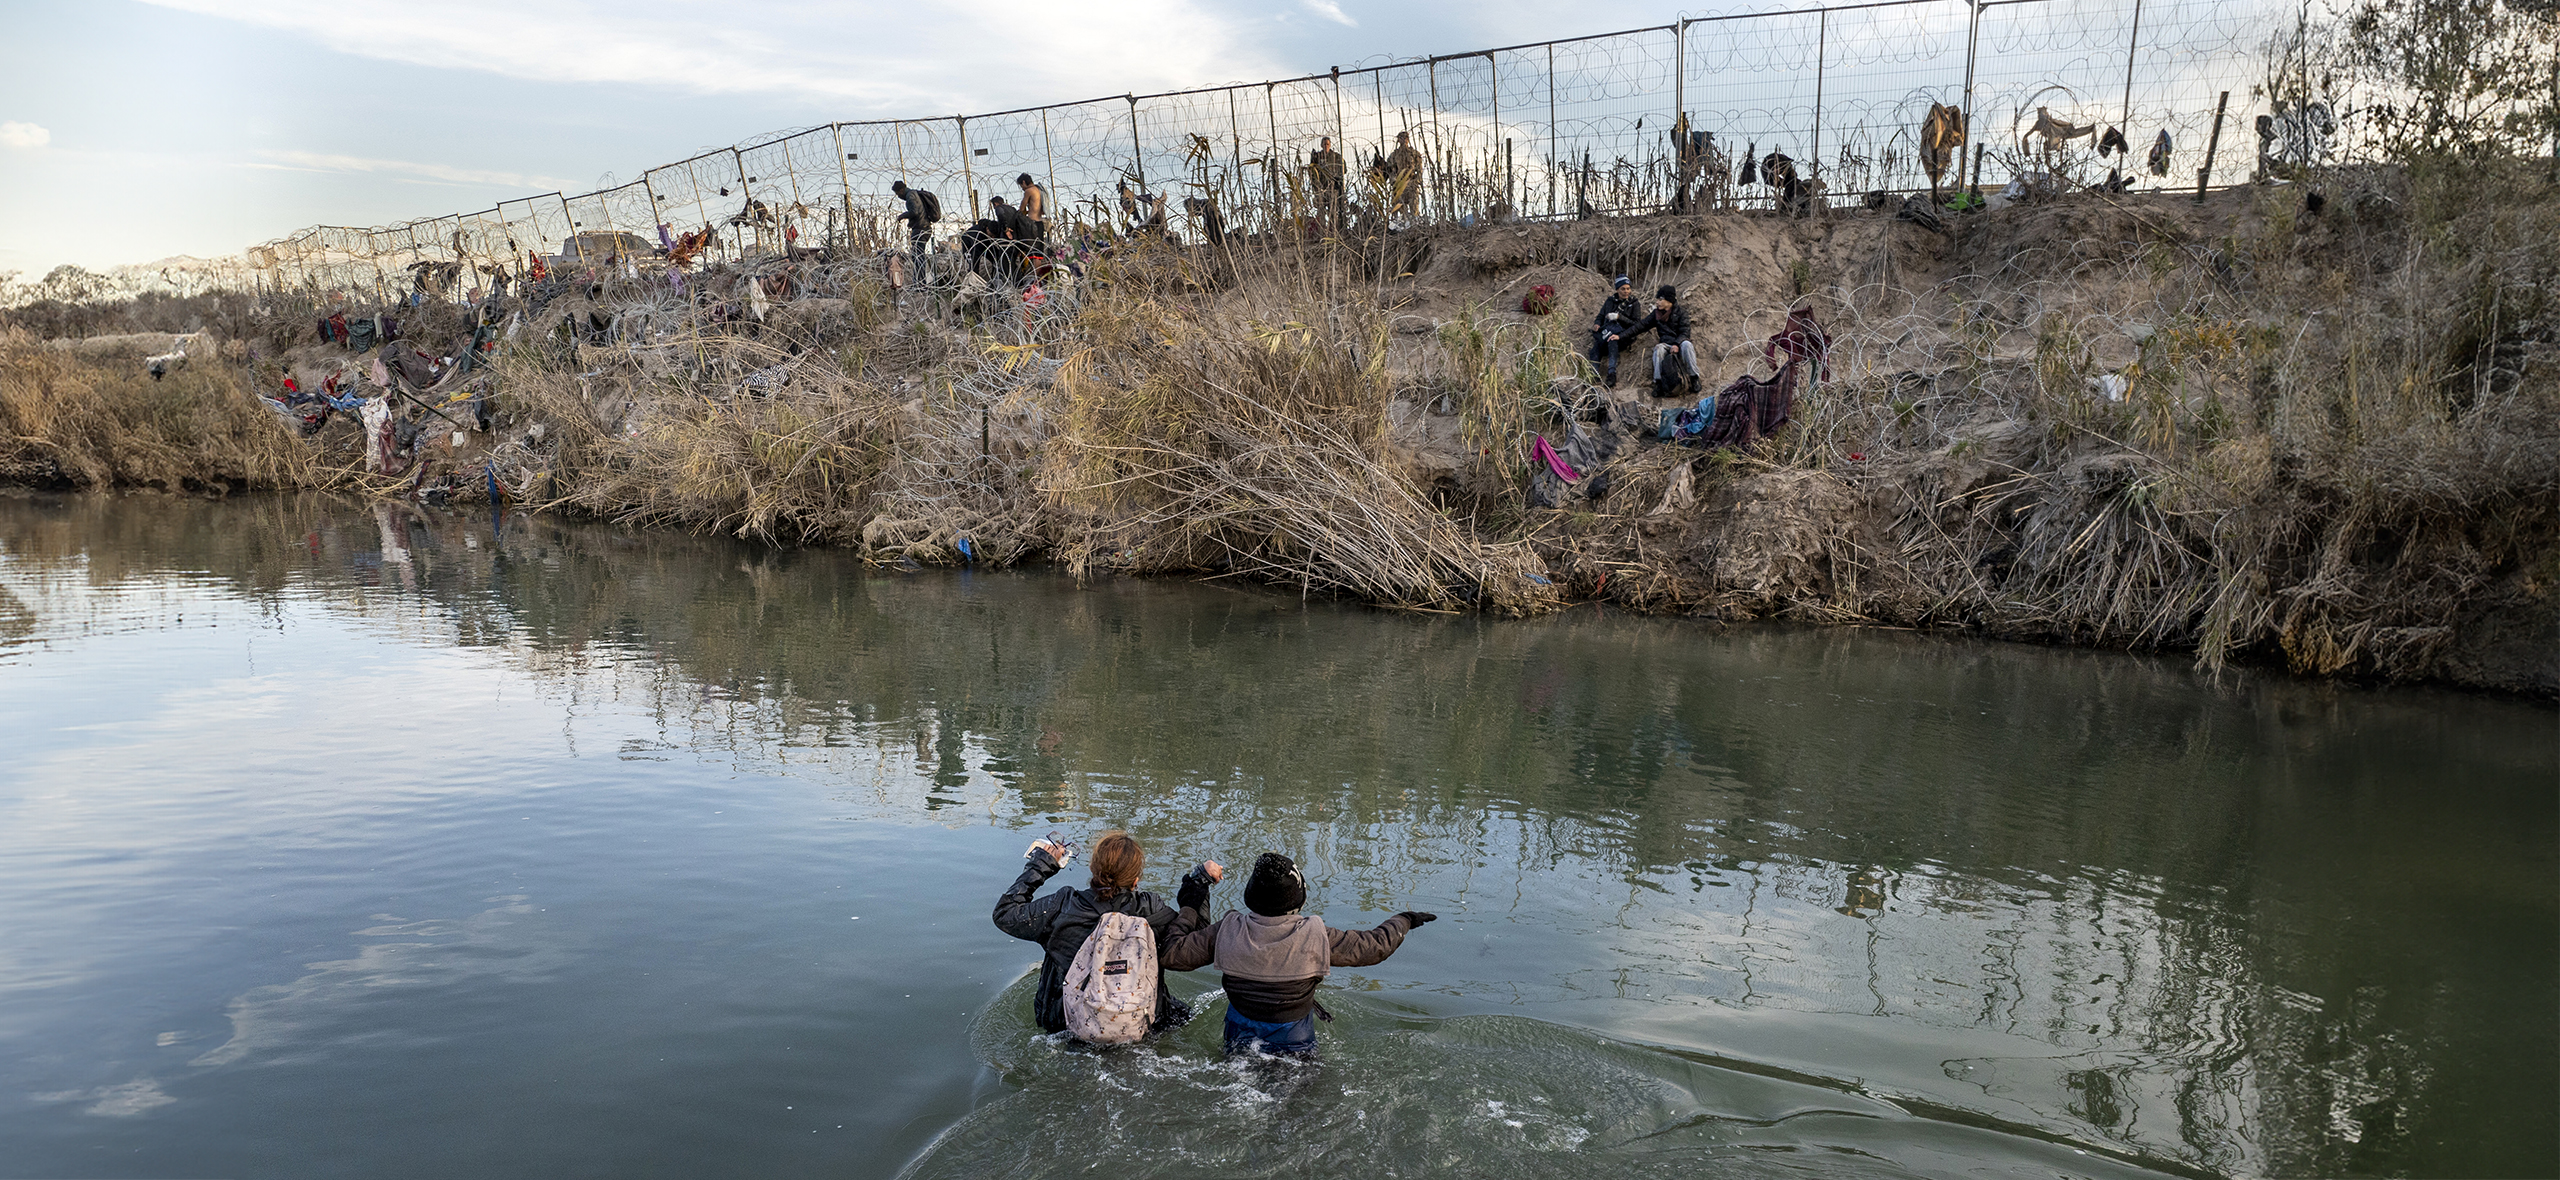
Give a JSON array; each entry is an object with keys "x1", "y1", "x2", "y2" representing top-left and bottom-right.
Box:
[
  {"x1": 599, "y1": 182, "x2": 661, "y2": 250},
  {"x1": 242, "y1": 4, "x2": 2305, "y2": 264},
  {"x1": 1259, "y1": 76, "x2": 1344, "y2": 233},
  {"x1": 1131, "y1": 87, "x2": 1254, "y2": 241},
  {"x1": 1545, "y1": 27, "x2": 1684, "y2": 216},
  {"x1": 779, "y1": 127, "x2": 853, "y2": 249},
  {"x1": 895, "y1": 119, "x2": 975, "y2": 231},
  {"x1": 2123, "y1": 0, "x2": 2285, "y2": 185},
  {"x1": 495, "y1": 195, "x2": 570, "y2": 270},
  {"x1": 1686, "y1": 10, "x2": 1823, "y2": 210},
  {"x1": 960, "y1": 108, "x2": 1049, "y2": 224},
  {"x1": 1425, "y1": 54, "x2": 1505, "y2": 221},
  {"x1": 1971, "y1": 0, "x2": 2145, "y2": 187},
  {"x1": 1805, "y1": 1, "x2": 1973, "y2": 196},
  {"x1": 1039, "y1": 99, "x2": 1140, "y2": 238},
  {"x1": 737, "y1": 135, "x2": 804, "y2": 254}
]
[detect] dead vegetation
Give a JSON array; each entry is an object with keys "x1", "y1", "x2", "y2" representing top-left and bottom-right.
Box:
[
  {"x1": 0, "y1": 329, "x2": 339, "y2": 492},
  {"x1": 3, "y1": 166, "x2": 2552, "y2": 691}
]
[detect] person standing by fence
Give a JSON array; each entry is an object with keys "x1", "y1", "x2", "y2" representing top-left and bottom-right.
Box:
[
  {"x1": 1015, "y1": 173, "x2": 1048, "y2": 241},
  {"x1": 891, "y1": 180, "x2": 939, "y2": 272},
  {"x1": 1310, "y1": 137, "x2": 1347, "y2": 227},
  {"x1": 1385, "y1": 131, "x2": 1423, "y2": 217}
]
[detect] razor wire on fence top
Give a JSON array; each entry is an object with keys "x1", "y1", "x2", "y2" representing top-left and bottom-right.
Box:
[{"x1": 248, "y1": 0, "x2": 2306, "y2": 298}]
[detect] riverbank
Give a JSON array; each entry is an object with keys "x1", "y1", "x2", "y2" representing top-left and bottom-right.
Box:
[{"x1": 4, "y1": 175, "x2": 2553, "y2": 693}]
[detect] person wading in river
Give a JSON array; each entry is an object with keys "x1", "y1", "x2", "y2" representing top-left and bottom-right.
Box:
[
  {"x1": 1161, "y1": 852, "x2": 1435, "y2": 1057},
  {"x1": 992, "y1": 830, "x2": 1221, "y2": 1039}
]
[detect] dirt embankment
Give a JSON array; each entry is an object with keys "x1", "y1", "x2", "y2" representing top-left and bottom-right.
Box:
[{"x1": 6, "y1": 179, "x2": 2555, "y2": 694}]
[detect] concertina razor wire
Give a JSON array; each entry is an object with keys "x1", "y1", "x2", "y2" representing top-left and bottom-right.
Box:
[{"x1": 248, "y1": 0, "x2": 2321, "y2": 298}]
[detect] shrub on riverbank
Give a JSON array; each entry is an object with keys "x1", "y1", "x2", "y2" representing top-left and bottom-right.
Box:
[{"x1": 0, "y1": 331, "x2": 328, "y2": 492}]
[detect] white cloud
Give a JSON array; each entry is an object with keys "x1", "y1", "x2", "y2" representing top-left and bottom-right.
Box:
[
  {"x1": 1301, "y1": 0, "x2": 1357, "y2": 26},
  {"x1": 0, "y1": 122, "x2": 50, "y2": 149},
  {"x1": 247, "y1": 149, "x2": 573, "y2": 192},
  {"x1": 133, "y1": 1, "x2": 1281, "y2": 112}
]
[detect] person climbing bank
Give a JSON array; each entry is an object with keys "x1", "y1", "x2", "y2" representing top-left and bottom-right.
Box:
[
  {"x1": 992, "y1": 830, "x2": 1221, "y2": 1040},
  {"x1": 1161, "y1": 852, "x2": 1435, "y2": 1057}
]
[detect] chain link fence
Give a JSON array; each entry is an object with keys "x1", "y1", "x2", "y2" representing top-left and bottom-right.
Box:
[{"x1": 247, "y1": 0, "x2": 2298, "y2": 297}]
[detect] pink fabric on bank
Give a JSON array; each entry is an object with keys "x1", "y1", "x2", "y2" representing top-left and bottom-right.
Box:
[{"x1": 1531, "y1": 434, "x2": 1580, "y2": 483}]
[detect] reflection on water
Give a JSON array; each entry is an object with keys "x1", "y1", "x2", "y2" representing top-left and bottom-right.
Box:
[{"x1": 0, "y1": 490, "x2": 2551, "y2": 1179}]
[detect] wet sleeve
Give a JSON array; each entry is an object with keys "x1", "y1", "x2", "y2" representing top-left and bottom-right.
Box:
[
  {"x1": 991, "y1": 850, "x2": 1064, "y2": 942},
  {"x1": 1325, "y1": 915, "x2": 1413, "y2": 968},
  {"x1": 1159, "y1": 913, "x2": 1221, "y2": 972}
]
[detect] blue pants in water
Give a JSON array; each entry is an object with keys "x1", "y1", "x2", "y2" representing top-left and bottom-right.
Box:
[{"x1": 1223, "y1": 1009, "x2": 1317, "y2": 1056}]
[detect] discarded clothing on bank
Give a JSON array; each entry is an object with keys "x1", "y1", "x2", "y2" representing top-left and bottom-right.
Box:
[
  {"x1": 1764, "y1": 305, "x2": 1830, "y2": 377},
  {"x1": 1656, "y1": 391, "x2": 1718, "y2": 442},
  {"x1": 1530, "y1": 434, "x2": 1580, "y2": 484}
]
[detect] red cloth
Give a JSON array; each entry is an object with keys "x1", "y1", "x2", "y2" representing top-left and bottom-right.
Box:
[{"x1": 1764, "y1": 306, "x2": 1830, "y2": 376}]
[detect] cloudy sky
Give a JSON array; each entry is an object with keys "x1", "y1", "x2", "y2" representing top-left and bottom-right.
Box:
[{"x1": 0, "y1": 0, "x2": 1679, "y2": 276}]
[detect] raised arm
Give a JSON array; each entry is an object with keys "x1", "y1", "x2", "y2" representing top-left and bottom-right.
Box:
[
  {"x1": 992, "y1": 846, "x2": 1068, "y2": 943},
  {"x1": 1326, "y1": 911, "x2": 1436, "y2": 967},
  {"x1": 1157, "y1": 866, "x2": 1222, "y2": 970}
]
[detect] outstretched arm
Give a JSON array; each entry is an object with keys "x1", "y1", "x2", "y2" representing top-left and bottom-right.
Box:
[
  {"x1": 1158, "y1": 862, "x2": 1224, "y2": 969},
  {"x1": 992, "y1": 846, "x2": 1068, "y2": 943},
  {"x1": 1325, "y1": 911, "x2": 1435, "y2": 967}
]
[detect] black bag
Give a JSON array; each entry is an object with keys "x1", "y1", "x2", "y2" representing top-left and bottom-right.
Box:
[{"x1": 916, "y1": 189, "x2": 943, "y2": 223}]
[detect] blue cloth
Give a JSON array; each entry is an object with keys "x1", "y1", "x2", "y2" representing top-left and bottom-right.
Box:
[{"x1": 1223, "y1": 1008, "x2": 1316, "y2": 1056}]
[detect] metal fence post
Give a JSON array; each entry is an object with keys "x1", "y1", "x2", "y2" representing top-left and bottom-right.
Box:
[
  {"x1": 1040, "y1": 109, "x2": 1058, "y2": 229},
  {"x1": 1266, "y1": 83, "x2": 1284, "y2": 229},
  {"x1": 1127, "y1": 95, "x2": 1145, "y2": 189},
  {"x1": 731, "y1": 148, "x2": 752, "y2": 256},
  {"x1": 2122, "y1": 0, "x2": 2144, "y2": 131},
  {"x1": 1427, "y1": 58, "x2": 1443, "y2": 220},
  {"x1": 1962, "y1": 0, "x2": 1983, "y2": 182},
  {"x1": 1813, "y1": 7, "x2": 1827, "y2": 180},
  {"x1": 1229, "y1": 87, "x2": 1246, "y2": 217},
  {"x1": 829, "y1": 124, "x2": 857, "y2": 252},
  {"x1": 956, "y1": 116, "x2": 977, "y2": 220},
  {"x1": 1484, "y1": 52, "x2": 1495, "y2": 213},
  {"x1": 1674, "y1": 21, "x2": 1687, "y2": 129},
  {"x1": 1547, "y1": 43, "x2": 1558, "y2": 217}
]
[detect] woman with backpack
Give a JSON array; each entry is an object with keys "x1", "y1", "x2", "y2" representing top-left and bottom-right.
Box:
[
  {"x1": 1160, "y1": 852, "x2": 1436, "y2": 1057},
  {"x1": 992, "y1": 831, "x2": 1220, "y2": 1041}
]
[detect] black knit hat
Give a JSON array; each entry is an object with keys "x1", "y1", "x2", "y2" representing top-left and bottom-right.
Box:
[
  {"x1": 1243, "y1": 852, "x2": 1306, "y2": 916},
  {"x1": 1656, "y1": 284, "x2": 1678, "y2": 302}
]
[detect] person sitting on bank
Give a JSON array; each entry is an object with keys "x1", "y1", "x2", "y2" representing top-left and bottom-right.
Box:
[
  {"x1": 1635, "y1": 284, "x2": 1702, "y2": 397},
  {"x1": 1161, "y1": 852, "x2": 1435, "y2": 1057},
  {"x1": 1586, "y1": 274, "x2": 1644, "y2": 388},
  {"x1": 992, "y1": 830, "x2": 1221, "y2": 1038}
]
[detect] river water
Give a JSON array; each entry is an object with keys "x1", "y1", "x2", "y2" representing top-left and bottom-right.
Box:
[{"x1": 0, "y1": 490, "x2": 2549, "y2": 1179}]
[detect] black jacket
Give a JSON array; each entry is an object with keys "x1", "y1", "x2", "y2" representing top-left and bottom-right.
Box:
[
  {"x1": 1590, "y1": 293, "x2": 1646, "y2": 338},
  {"x1": 992, "y1": 848, "x2": 1211, "y2": 1035},
  {"x1": 1633, "y1": 303, "x2": 1692, "y2": 344},
  {"x1": 896, "y1": 189, "x2": 936, "y2": 230}
]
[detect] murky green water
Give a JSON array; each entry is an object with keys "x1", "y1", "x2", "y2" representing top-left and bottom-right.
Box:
[{"x1": 0, "y1": 490, "x2": 2550, "y2": 1179}]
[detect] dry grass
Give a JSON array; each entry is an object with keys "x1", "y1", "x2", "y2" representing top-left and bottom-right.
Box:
[{"x1": 0, "y1": 329, "x2": 338, "y2": 491}]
